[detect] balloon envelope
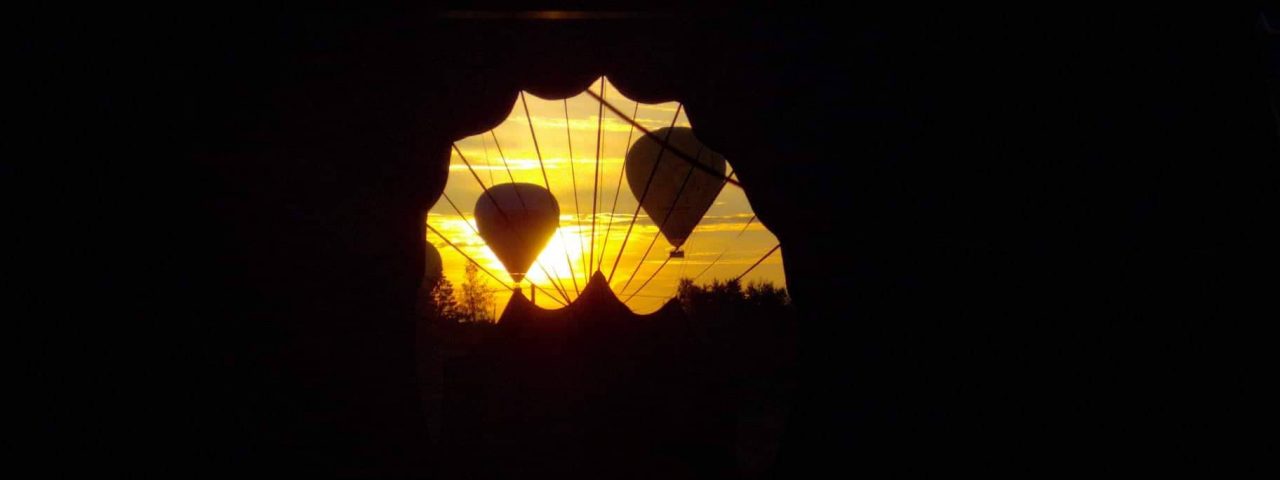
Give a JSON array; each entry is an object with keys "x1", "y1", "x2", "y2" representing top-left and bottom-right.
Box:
[
  {"x1": 422, "y1": 240, "x2": 443, "y2": 287},
  {"x1": 474, "y1": 183, "x2": 560, "y2": 283},
  {"x1": 625, "y1": 127, "x2": 727, "y2": 250}
]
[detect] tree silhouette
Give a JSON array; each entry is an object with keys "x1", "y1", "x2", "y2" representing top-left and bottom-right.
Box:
[
  {"x1": 745, "y1": 280, "x2": 790, "y2": 308},
  {"x1": 677, "y1": 277, "x2": 792, "y2": 327},
  {"x1": 421, "y1": 276, "x2": 462, "y2": 323},
  {"x1": 457, "y1": 263, "x2": 495, "y2": 323}
]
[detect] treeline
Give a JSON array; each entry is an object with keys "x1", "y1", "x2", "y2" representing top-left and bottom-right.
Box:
[
  {"x1": 419, "y1": 275, "x2": 797, "y2": 476},
  {"x1": 421, "y1": 273, "x2": 795, "y2": 326},
  {"x1": 676, "y1": 278, "x2": 791, "y2": 320},
  {"x1": 674, "y1": 276, "x2": 797, "y2": 390},
  {"x1": 421, "y1": 263, "x2": 496, "y2": 324}
]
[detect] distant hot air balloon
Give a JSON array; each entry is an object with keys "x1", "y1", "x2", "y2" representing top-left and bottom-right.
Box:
[
  {"x1": 474, "y1": 183, "x2": 560, "y2": 284},
  {"x1": 416, "y1": 240, "x2": 446, "y2": 319},
  {"x1": 626, "y1": 127, "x2": 728, "y2": 257},
  {"x1": 422, "y1": 240, "x2": 444, "y2": 289}
]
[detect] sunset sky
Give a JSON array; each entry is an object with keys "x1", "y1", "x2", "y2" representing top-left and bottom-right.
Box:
[{"x1": 427, "y1": 77, "x2": 784, "y2": 314}]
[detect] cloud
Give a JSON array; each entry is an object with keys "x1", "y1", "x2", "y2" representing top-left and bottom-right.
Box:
[
  {"x1": 691, "y1": 213, "x2": 757, "y2": 225},
  {"x1": 427, "y1": 76, "x2": 781, "y2": 315},
  {"x1": 642, "y1": 104, "x2": 682, "y2": 113},
  {"x1": 508, "y1": 115, "x2": 671, "y2": 134}
]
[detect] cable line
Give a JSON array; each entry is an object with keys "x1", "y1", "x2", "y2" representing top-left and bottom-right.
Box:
[
  {"x1": 562, "y1": 98, "x2": 589, "y2": 276},
  {"x1": 486, "y1": 130, "x2": 577, "y2": 299},
  {"x1": 691, "y1": 214, "x2": 756, "y2": 281},
  {"x1": 426, "y1": 223, "x2": 566, "y2": 307},
  {"x1": 607, "y1": 104, "x2": 683, "y2": 283},
  {"x1": 522, "y1": 92, "x2": 581, "y2": 296},
  {"x1": 450, "y1": 144, "x2": 573, "y2": 304},
  {"x1": 623, "y1": 255, "x2": 673, "y2": 303},
  {"x1": 480, "y1": 134, "x2": 495, "y2": 186},
  {"x1": 598, "y1": 101, "x2": 640, "y2": 272},
  {"x1": 438, "y1": 187, "x2": 571, "y2": 304},
  {"x1": 589, "y1": 78, "x2": 605, "y2": 272},
  {"x1": 619, "y1": 145, "x2": 705, "y2": 294},
  {"x1": 734, "y1": 243, "x2": 781, "y2": 282},
  {"x1": 586, "y1": 89, "x2": 741, "y2": 188}
]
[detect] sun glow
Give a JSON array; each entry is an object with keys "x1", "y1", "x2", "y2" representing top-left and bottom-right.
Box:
[
  {"x1": 524, "y1": 223, "x2": 589, "y2": 287},
  {"x1": 427, "y1": 76, "x2": 785, "y2": 314}
]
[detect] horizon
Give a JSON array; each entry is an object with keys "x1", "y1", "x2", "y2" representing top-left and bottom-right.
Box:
[{"x1": 427, "y1": 76, "x2": 785, "y2": 314}]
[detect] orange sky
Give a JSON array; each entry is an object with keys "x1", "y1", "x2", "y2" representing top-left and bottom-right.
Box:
[{"x1": 427, "y1": 77, "x2": 784, "y2": 314}]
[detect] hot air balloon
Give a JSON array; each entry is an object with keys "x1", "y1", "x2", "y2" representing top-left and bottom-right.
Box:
[
  {"x1": 474, "y1": 183, "x2": 561, "y2": 284},
  {"x1": 421, "y1": 240, "x2": 444, "y2": 289},
  {"x1": 625, "y1": 127, "x2": 728, "y2": 257}
]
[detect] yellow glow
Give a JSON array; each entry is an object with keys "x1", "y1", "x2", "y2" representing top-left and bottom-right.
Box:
[
  {"x1": 427, "y1": 76, "x2": 786, "y2": 314},
  {"x1": 524, "y1": 224, "x2": 588, "y2": 285}
]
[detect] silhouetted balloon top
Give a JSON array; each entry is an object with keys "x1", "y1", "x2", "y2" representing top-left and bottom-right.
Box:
[
  {"x1": 422, "y1": 241, "x2": 443, "y2": 286},
  {"x1": 626, "y1": 127, "x2": 728, "y2": 254},
  {"x1": 474, "y1": 183, "x2": 560, "y2": 283}
]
